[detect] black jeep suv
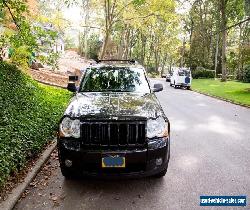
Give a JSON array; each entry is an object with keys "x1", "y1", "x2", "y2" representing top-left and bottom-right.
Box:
[{"x1": 57, "y1": 60, "x2": 170, "y2": 178}]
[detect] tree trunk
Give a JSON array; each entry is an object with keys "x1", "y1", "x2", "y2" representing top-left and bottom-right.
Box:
[
  {"x1": 100, "y1": 29, "x2": 110, "y2": 59},
  {"x1": 214, "y1": 33, "x2": 219, "y2": 79},
  {"x1": 117, "y1": 28, "x2": 124, "y2": 59},
  {"x1": 188, "y1": 18, "x2": 194, "y2": 67},
  {"x1": 220, "y1": 0, "x2": 227, "y2": 82},
  {"x1": 83, "y1": 0, "x2": 90, "y2": 59},
  {"x1": 180, "y1": 38, "x2": 186, "y2": 67},
  {"x1": 123, "y1": 26, "x2": 130, "y2": 59},
  {"x1": 140, "y1": 33, "x2": 146, "y2": 65},
  {"x1": 237, "y1": 23, "x2": 243, "y2": 80}
]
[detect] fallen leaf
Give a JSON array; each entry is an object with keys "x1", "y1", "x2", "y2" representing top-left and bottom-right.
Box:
[{"x1": 51, "y1": 196, "x2": 58, "y2": 201}]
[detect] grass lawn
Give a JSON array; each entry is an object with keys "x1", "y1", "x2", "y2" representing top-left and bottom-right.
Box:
[{"x1": 192, "y1": 79, "x2": 250, "y2": 106}]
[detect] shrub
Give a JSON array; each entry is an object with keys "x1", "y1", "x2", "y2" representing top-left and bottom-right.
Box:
[
  {"x1": 9, "y1": 46, "x2": 31, "y2": 69},
  {"x1": 192, "y1": 68, "x2": 215, "y2": 79},
  {"x1": 47, "y1": 52, "x2": 60, "y2": 71},
  {"x1": 242, "y1": 65, "x2": 250, "y2": 83},
  {"x1": 0, "y1": 62, "x2": 71, "y2": 187}
]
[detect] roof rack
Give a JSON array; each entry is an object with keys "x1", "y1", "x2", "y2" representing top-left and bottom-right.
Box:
[{"x1": 95, "y1": 59, "x2": 136, "y2": 64}]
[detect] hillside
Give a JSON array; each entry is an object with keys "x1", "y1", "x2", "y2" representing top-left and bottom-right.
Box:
[{"x1": 0, "y1": 61, "x2": 71, "y2": 187}]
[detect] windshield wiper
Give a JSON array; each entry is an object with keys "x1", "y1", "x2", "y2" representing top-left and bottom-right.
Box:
[
  {"x1": 79, "y1": 89, "x2": 133, "y2": 92},
  {"x1": 105, "y1": 89, "x2": 124, "y2": 92}
]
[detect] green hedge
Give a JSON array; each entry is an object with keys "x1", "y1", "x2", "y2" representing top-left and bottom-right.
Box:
[
  {"x1": 192, "y1": 69, "x2": 215, "y2": 79},
  {"x1": 242, "y1": 65, "x2": 250, "y2": 83},
  {"x1": 0, "y1": 62, "x2": 71, "y2": 186}
]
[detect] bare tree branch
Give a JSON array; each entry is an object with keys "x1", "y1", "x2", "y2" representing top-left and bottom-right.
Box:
[{"x1": 2, "y1": 0, "x2": 20, "y2": 30}]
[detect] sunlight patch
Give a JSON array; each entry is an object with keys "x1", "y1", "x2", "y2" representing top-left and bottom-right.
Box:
[
  {"x1": 177, "y1": 155, "x2": 199, "y2": 170},
  {"x1": 196, "y1": 116, "x2": 243, "y2": 138}
]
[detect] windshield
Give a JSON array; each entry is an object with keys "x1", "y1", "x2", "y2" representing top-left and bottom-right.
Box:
[{"x1": 79, "y1": 67, "x2": 150, "y2": 93}]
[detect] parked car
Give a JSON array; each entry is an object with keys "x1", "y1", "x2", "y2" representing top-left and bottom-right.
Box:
[
  {"x1": 161, "y1": 73, "x2": 166, "y2": 78},
  {"x1": 170, "y1": 68, "x2": 191, "y2": 89},
  {"x1": 58, "y1": 60, "x2": 170, "y2": 178},
  {"x1": 165, "y1": 73, "x2": 171, "y2": 82}
]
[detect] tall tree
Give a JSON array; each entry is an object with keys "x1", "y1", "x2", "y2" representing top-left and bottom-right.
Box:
[{"x1": 220, "y1": 0, "x2": 227, "y2": 81}]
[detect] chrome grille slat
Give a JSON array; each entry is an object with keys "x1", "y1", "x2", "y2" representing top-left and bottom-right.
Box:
[{"x1": 81, "y1": 121, "x2": 146, "y2": 147}]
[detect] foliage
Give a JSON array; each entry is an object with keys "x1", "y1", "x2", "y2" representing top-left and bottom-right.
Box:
[
  {"x1": 0, "y1": 61, "x2": 71, "y2": 187},
  {"x1": 0, "y1": 0, "x2": 62, "y2": 69},
  {"x1": 184, "y1": 0, "x2": 249, "y2": 81},
  {"x1": 64, "y1": 36, "x2": 76, "y2": 50},
  {"x1": 46, "y1": 52, "x2": 60, "y2": 71},
  {"x1": 242, "y1": 65, "x2": 250, "y2": 83},
  {"x1": 192, "y1": 79, "x2": 250, "y2": 106},
  {"x1": 192, "y1": 69, "x2": 215, "y2": 79},
  {"x1": 79, "y1": 33, "x2": 101, "y2": 60},
  {"x1": 9, "y1": 46, "x2": 31, "y2": 69},
  {"x1": 86, "y1": 34, "x2": 101, "y2": 60},
  {"x1": 85, "y1": 0, "x2": 181, "y2": 73},
  {"x1": 0, "y1": 0, "x2": 37, "y2": 51}
]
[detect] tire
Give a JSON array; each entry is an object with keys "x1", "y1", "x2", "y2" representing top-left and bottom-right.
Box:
[
  {"x1": 154, "y1": 168, "x2": 167, "y2": 178},
  {"x1": 187, "y1": 86, "x2": 191, "y2": 90},
  {"x1": 60, "y1": 165, "x2": 74, "y2": 179},
  {"x1": 174, "y1": 81, "x2": 178, "y2": 89}
]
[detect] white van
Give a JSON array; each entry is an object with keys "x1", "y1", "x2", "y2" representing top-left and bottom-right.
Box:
[{"x1": 170, "y1": 68, "x2": 192, "y2": 89}]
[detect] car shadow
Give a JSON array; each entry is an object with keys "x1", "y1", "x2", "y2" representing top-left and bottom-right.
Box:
[{"x1": 60, "y1": 176, "x2": 165, "y2": 209}]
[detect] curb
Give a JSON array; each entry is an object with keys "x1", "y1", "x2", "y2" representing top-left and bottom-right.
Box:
[
  {"x1": 191, "y1": 89, "x2": 250, "y2": 109},
  {"x1": 0, "y1": 141, "x2": 57, "y2": 210}
]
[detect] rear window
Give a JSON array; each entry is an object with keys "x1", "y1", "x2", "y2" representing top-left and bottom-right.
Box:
[{"x1": 178, "y1": 70, "x2": 190, "y2": 76}]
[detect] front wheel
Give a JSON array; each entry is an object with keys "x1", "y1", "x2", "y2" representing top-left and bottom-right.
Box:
[
  {"x1": 60, "y1": 165, "x2": 74, "y2": 179},
  {"x1": 174, "y1": 81, "x2": 178, "y2": 89},
  {"x1": 187, "y1": 86, "x2": 191, "y2": 90}
]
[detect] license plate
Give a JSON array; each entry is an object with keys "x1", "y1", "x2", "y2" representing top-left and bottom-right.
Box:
[{"x1": 102, "y1": 155, "x2": 125, "y2": 168}]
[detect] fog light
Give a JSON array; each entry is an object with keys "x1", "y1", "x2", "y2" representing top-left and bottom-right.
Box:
[
  {"x1": 156, "y1": 158, "x2": 163, "y2": 166},
  {"x1": 65, "y1": 159, "x2": 72, "y2": 167}
]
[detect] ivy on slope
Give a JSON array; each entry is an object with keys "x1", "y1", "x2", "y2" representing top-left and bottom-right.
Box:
[{"x1": 0, "y1": 62, "x2": 71, "y2": 186}]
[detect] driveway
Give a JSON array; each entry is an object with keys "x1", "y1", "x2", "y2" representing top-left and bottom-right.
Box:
[{"x1": 14, "y1": 79, "x2": 250, "y2": 210}]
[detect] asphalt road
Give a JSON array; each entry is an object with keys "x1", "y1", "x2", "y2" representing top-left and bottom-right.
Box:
[{"x1": 15, "y1": 79, "x2": 250, "y2": 210}]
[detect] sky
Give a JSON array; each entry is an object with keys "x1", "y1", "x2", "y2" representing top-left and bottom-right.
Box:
[
  {"x1": 176, "y1": 0, "x2": 192, "y2": 14},
  {"x1": 63, "y1": 6, "x2": 82, "y2": 28}
]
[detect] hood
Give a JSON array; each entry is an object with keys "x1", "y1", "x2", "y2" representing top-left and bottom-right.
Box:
[{"x1": 64, "y1": 92, "x2": 165, "y2": 120}]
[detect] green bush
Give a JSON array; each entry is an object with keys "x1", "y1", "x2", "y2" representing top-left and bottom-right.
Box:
[
  {"x1": 192, "y1": 68, "x2": 215, "y2": 79},
  {"x1": 9, "y1": 46, "x2": 31, "y2": 69},
  {"x1": 0, "y1": 62, "x2": 71, "y2": 187},
  {"x1": 242, "y1": 65, "x2": 250, "y2": 83}
]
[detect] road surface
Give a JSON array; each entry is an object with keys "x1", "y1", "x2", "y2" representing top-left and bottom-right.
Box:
[{"x1": 15, "y1": 79, "x2": 250, "y2": 210}]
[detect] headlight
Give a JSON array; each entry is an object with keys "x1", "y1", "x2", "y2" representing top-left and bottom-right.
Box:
[
  {"x1": 59, "y1": 117, "x2": 80, "y2": 138},
  {"x1": 147, "y1": 117, "x2": 169, "y2": 138}
]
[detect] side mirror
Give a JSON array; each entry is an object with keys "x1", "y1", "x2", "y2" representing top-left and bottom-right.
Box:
[
  {"x1": 67, "y1": 82, "x2": 77, "y2": 92},
  {"x1": 153, "y1": 83, "x2": 163, "y2": 92}
]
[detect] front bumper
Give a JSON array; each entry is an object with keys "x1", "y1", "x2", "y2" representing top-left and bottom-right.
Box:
[{"x1": 57, "y1": 137, "x2": 170, "y2": 178}]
